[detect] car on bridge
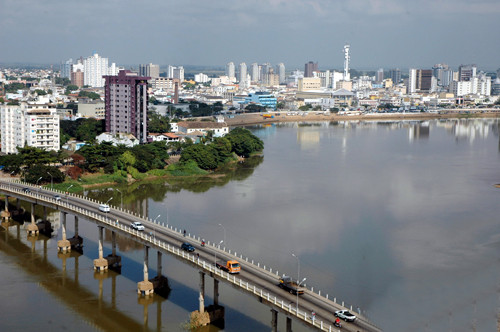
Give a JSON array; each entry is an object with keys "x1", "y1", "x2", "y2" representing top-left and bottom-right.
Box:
[
  {"x1": 181, "y1": 242, "x2": 195, "y2": 252},
  {"x1": 99, "y1": 204, "x2": 111, "y2": 212},
  {"x1": 23, "y1": 187, "x2": 30, "y2": 193},
  {"x1": 131, "y1": 221, "x2": 145, "y2": 231},
  {"x1": 53, "y1": 194, "x2": 61, "y2": 201},
  {"x1": 334, "y1": 310, "x2": 356, "y2": 322}
]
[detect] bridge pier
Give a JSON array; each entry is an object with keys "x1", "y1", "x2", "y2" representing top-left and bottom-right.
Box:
[
  {"x1": 137, "y1": 245, "x2": 154, "y2": 296},
  {"x1": 26, "y1": 203, "x2": 38, "y2": 236},
  {"x1": 93, "y1": 226, "x2": 108, "y2": 272},
  {"x1": 271, "y1": 309, "x2": 278, "y2": 332},
  {"x1": 105, "y1": 230, "x2": 121, "y2": 270},
  {"x1": 148, "y1": 251, "x2": 170, "y2": 297},
  {"x1": 1, "y1": 195, "x2": 10, "y2": 221},
  {"x1": 214, "y1": 279, "x2": 219, "y2": 306},
  {"x1": 286, "y1": 316, "x2": 292, "y2": 332},
  {"x1": 57, "y1": 212, "x2": 71, "y2": 253},
  {"x1": 68, "y1": 216, "x2": 83, "y2": 251},
  {"x1": 199, "y1": 271, "x2": 205, "y2": 313}
]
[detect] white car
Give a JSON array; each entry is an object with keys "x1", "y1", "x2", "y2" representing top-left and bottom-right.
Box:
[
  {"x1": 131, "y1": 222, "x2": 145, "y2": 231},
  {"x1": 334, "y1": 310, "x2": 356, "y2": 322},
  {"x1": 99, "y1": 204, "x2": 110, "y2": 212}
]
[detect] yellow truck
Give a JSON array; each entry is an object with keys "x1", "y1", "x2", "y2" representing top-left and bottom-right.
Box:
[{"x1": 216, "y1": 260, "x2": 241, "y2": 274}]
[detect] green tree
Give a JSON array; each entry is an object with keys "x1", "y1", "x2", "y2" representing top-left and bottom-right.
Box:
[
  {"x1": 35, "y1": 89, "x2": 47, "y2": 95},
  {"x1": 119, "y1": 151, "x2": 136, "y2": 168},
  {"x1": 180, "y1": 144, "x2": 218, "y2": 170},
  {"x1": 22, "y1": 164, "x2": 65, "y2": 185},
  {"x1": 78, "y1": 91, "x2": 101, "y2": 100},
  {"x1": 148, "y1": 111, "x2": 170, "y2": 133},
  {"x1": 226, "y1": 127, "x2": 264, "y2": 158}
]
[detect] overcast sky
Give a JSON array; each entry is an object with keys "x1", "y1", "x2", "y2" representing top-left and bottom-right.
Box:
[{"x1": 1, "y1": 0, "x2": 499, "y2": 71}]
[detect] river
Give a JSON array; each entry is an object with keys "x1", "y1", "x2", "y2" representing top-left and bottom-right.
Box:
[{"x1": 1, "y1": 118, "x2": 499, "y2": 332}]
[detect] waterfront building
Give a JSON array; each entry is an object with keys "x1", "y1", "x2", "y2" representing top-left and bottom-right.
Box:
[
  {"x1": 84, "y1": 53, "x2": 109, "y2": 87},
  {"x1": 177, "y1": 121, "x2": 229, "y2": 137},
  {"x1": 139, "y1": 63, "x2": 160, "y2": 79},
  {"x1": 244, "y1": 92, "x2": 277, "y2": 109},
  {"x1": 103, "y1": 70, "x2": 149, "y2": 143},
  {"x1": 226, "y1": 62, "x2": 235, "y2": 79},
  {"x1": 304, "y1": 61, "x2": 318, "y2": 77},
  {"x1": 0, "y1": 103, "x2": 60, "y2": 154}
]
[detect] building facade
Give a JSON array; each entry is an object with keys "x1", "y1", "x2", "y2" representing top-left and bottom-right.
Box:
[
  {"x1": 139, "y1": 63, "x2": 160, "y2": 79},
  {"x1": 226, "y1": 62, "x2": 235, "y2": 79},
  {"x1": 276, "y1": 63, "x2": 286, "y2": 84},
  {"x1": 239, "y1": 63, "x2": 247, "y2": 87},
  {"x1": 84, "y1": 53, "x2": 109, "y2": 87},
  {"x1": 0, "y1": 103, "x2": 60, "y2": 154},
  {"x1": 103, "y1": 70, "x2": 150, "y2": 143},
  {"x1": 304, "y1": 61, "x2": 318, "y2": 78}
]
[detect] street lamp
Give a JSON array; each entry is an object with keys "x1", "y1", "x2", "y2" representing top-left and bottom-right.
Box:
[
  {"x1": 292, "y1": 253, "x2": 305, "y2": 312},
  {"x1": 214, "y1": 240, "x2": 223, "y2": 266},
  {"x1": 105, "y1": 197, "x2": 113, "y2": 205},
  {"x1": 114, "y1": 188, "x2": 123, "y2": 209},
  {"x1": 153, "y1": 214, "x2": 161, "y2": 238},
  {"x1": 66, "y1": 184, "x2": 74, "y2": 204},
  {"x1": 36, "y1": 176, "x2": 43, "y2": 191},
  {"x1": 47, "y1": 172, "x2": 53, "y2": 190},
  {"x1": 218, "y1": 223, "x2": 226, "y2": 246}
]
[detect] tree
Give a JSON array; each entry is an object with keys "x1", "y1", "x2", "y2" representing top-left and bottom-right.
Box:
[
  {"x1": 35, "y1": 89, "x2": 47, "y2": 95},
  {"x1": 245, "y1": 104, "x2": 266, "y2": 113},
  {"x1": 226, "y1": 127, "x2": 264, "y2": 158},
  {"x1": 276, "y1": 102, "x2": 285, "y2": 109},
  {"x1": 78, "y1": 91, "x2": 101, "y2": 100},
  {"x1": 22, "y1": 164, "x2": 65, "y2": 184},
  {"x1": 180, "y1": 144, "x2": 218, "y2": 170},
  {"x1": 148, "y1": 111, "x2": 170, "y2": 133}
]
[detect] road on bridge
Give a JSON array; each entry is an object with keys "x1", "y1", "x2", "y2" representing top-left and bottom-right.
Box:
[{"x1": 2, "y1": 181, "x2": 381, "y2": 332}]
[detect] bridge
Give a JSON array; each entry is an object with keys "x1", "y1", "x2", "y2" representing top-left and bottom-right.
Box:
[{"x1": 0, "y1": 180, "x2": 381, "y2": 332}]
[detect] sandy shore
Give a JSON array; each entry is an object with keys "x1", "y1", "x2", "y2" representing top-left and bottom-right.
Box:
[{"x1": 224, "y1": 111, "x2": 500, "y2": 126}]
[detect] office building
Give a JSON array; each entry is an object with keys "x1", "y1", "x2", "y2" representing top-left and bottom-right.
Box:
[
  {"x1": 139, "y1": 63, "x2": 160, "y2": 79},
  {"x1": 276, "y1": 63, "x2": 286, "y2": 84},
  {"x1": 458, "y1": 64, "x2": 477, "y2": 82},
  {"x1": 304, "y1": 61, "x2": 318, "y2": 77},
  {"x1": 103, "y1": 70, "x2": 149, "y2": 143},
  {"x1": 84, "y1": 53, "x2": 109, "y2": 87},
  {"x1": 376, "y1": 68, "x2": 384, "y2": 83},
  {"x1": 244, "y1": 92, "x2": 277, "y2": 109},
  {"x1": 409, "y1": 69, "x2": 435, "y2": 93},
  {"x1": 0, "y1": 103, "x2": 60, "y2": 154},
  {"x1": 226, "y1": 62, "x2": 235, "y2": 79},
  {"x1": 389, "y1": 68, "x2": 401, "y2": 84}
]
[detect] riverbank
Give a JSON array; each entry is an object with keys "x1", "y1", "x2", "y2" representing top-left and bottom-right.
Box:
[{"x1": 224, "y1": 110, "x2": 500, "y2": 126}]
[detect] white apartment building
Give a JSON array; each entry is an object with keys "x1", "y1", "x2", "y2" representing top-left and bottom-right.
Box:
[
  {"x1": 194, "y1": 73, "x2": 210, "y2": 83},
  {"x1": 84, "y1": 53, "x2": 109, "y2": 87},
  {"x1": 1, "y1": 103, "x2": 60, "y2": 154},
  {"x1": 226, "y1": 62, "x2": 235, "y2": 79}
]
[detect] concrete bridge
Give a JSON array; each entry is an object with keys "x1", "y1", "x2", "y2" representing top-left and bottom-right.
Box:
[{"x1": 0, "y1": 180, "x2": 381, "y2": 332}]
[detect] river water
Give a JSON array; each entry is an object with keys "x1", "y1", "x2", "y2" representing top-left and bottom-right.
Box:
[{"x1": 1, "y1": 118, "x2": 499, "y2": 332}]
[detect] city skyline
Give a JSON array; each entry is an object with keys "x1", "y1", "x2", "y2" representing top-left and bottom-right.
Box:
[{"x1": 1, "y1": 0, "x2": 499, "y2": 70}]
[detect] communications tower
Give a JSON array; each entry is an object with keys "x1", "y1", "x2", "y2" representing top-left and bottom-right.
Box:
[{"x1": 343, "y1": 44, "x2": 350, "y2": 81}]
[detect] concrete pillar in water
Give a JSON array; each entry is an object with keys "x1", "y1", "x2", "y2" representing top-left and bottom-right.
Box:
[
  {"x1": 286, "y1": 316, "x2": 292, "y2": 332},
  {"x1": 137, "y1": 245, "x2": 153, "y2": 296},
  {"x1": 93, "y1": 226, "x2": 108, "y2": 272},
  {"x1": 214, "y1": 279, "x2": 219, "y2": 306},
  {"x1": 1, "y1": 195, "x2": 10, "y2": 221},
  {"x1": 26, "y1": 202, "x2": 38, "y2": 236},
  {"x1": 4, "y1": 195, "x2": 8, "y2": 211},
  {"x1": 199, "y1": 271, "x2": 205, "y2": 313},
  {"x1": 157, "y1": 251, "x2": 162, "y2": 277},
  {"x1": 74, "y1": 216, "x2": 79, "y2": 237},
  {"x1": 58, "y1": 212, "x2": 71, "y2": 252},
  {"x1": 271, "y1": 309, "x2": 278, "y2": 332},
  {"x1": 112, "y1": 231, "x2": 116, "y2": 256}
]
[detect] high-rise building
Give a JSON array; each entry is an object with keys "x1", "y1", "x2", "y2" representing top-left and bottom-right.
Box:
[
  {"x1": 408, "y1": 69, "x2": 434, "y2": 93},
  {"x1": 389, "y1": 68, "x2": 401, "y2": 84},
  {"x1": 251, "y1": 63, "x2": 259, "y2": 82},
  {"x1": 238, "y1": 63, "x2": 247, "y2": 87},
  {"x1": 432, "y1": 63, "x2": 449, "y2": 85},
  {"x1": 458, "y1": 64, "x2": 477, "y2": 82},
  {"x1": 304, "y1": 61, "x2": 318, "y2": 77},
  {"x1": 260, "y1": 63, "x2": 271, "y2": 84},
  {"x1": 226, "y1": 62, "x2": 235, "y2": 79},
  {"x1": 0, "y1": 103, "x2": 60, "y2": 154},
  {"x1": 276, "y1": 63, "x2": 286, "y2": 84},
  {"x1": 61, "y1": 58, "x2": 73, "y2": 79},
  {"x1": 139, "y1": 63, "x2": 160, "y2": 79},
  {"x1": 71, "y1": 69, "x2": 84, "y2": 88},
  {"x1": 343, "y1": 44, "x2": 351, "y2": 81},
  {"x1": 103, "y1": 70, "x2": 149, "y2": 143},
  {"x1": 376, "y1": 68, "x2": 384, "y2": 83},
  {"x1": 194, "y1": 73, "x2": 210, "y2": 83},
  {"x1": 84, "y1": 53, "x2": 109, "y2": 87}
]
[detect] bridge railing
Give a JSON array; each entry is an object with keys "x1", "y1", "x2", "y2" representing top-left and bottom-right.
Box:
[{"x1": 1, "y1": 180, "x2": 379, "y2": 331}]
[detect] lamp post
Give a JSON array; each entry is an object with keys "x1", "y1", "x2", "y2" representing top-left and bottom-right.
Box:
[
  {"x1": 218, "y1": 223, "x2": 226, "y2": 247},
  {"x1": 47, "y1": 172, "x2": 53, "y2": 190},
  {"x1": 66, "y1": 184, "x2": 74, "y2": 204},
  {"x1": 104, "y1": 197, "x2": 113, "y2": 221},
  {"x1": 115, "y1": 188, "x2": 123, "y2": 209},
  {"x1": 214, "y1": 240, "x2": 223, "y2": 266},
  {"x1": 292, "y1": 253, "x2": 305, "y2": 313},
  {"x1": 36, "y1": 176, "x2": 43, "y2": 191},
  {"x1": 153, "y1": 214, "x2": 161, "y2": 238}
]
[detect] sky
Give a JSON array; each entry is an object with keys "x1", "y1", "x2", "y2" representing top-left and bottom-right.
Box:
[{"x1": 1, "y1": 0, "x2": 499, "y2": 71}]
